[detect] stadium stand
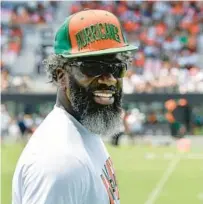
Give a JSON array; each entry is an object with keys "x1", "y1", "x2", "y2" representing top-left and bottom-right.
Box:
[{"x1": 1, "y1": 1, "x2": 60, "y2": 92}]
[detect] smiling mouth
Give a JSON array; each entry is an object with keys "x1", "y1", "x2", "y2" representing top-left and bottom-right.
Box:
[{"x1": 93, "y1": 90, "x2": 115, "y2": 105}]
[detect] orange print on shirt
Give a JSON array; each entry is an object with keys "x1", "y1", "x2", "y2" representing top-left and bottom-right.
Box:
[{"x1": 101, "y1": 157, "x2": 120, "y2": 204}]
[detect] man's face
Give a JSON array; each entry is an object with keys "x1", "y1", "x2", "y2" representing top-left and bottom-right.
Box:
[{"x1": 65, "y1": 55, "x2": 126, "y2": 136}]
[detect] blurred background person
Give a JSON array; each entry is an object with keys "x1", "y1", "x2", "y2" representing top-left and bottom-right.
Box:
[
  {"x1": 165, "y1": 98, "x2": 192, "y2": 138},
  {"x1": 8, "y1": 118, "x2": 21, "y2": 142},
  {"x1": 17, "y1": 114, "x2": 27, "y2": 140},
  {"x1": 1, "y1": 104, "x2": 11, "y2": 142},
  {"x1": 123, "y1": 109, "x2": 145, "y2": 145}
]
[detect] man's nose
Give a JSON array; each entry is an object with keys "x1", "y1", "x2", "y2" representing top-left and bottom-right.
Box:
[{"x1": 98, "y1": 74, "x2": 117, "y2": 87}]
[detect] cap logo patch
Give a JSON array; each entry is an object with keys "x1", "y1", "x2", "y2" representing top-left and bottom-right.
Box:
[{"x1": 75, "y1": 23, "x2": 121, "y2": 50}]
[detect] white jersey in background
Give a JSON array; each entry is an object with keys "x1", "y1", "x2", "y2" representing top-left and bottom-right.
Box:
[{"x1": 12, "y1": 106, "x2": 120, "y2": 204}]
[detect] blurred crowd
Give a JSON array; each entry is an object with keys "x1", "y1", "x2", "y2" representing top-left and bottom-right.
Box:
[
  {"x1": 1, "y1": 1, "x2": 58, "y2": 64},
  {"x1": 1, "y1": 1, "x2": 203, "y2": 94},
  {"x1": 1, "y1": 104, "x2": 45, "y2": 141},
  {"x1": 1, "y1": 1, "x2": 58, "y2": 25},
  {"x1": 1, "y1": 24, "x2": 23, "y2": 68},
  {"x1": 123, "y1": 66, "x2": 203, "y2": 93},
  {"x1": 1, "y1": 1, "x2": 59, "y2": 92},
  {"x1": 1, "y1": 65, "x2": 32, "y2": 92}
]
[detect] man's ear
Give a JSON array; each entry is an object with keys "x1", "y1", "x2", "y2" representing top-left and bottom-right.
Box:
[{"x1": 56, "y1": 68, "x2": 67, "y2": 89}]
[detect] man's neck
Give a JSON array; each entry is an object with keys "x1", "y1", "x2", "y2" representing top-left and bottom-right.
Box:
[{"x1": 56, "y1": 88, "x2": 76, "y2": 118}]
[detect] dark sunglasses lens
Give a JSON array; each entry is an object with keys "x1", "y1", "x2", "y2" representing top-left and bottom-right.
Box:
[
  {"x1": 80, "y1": 63, "x2": 103, "y2": 77},
  {"x1": 79, "y1": 62, "x2": 127, "y2": 78}
]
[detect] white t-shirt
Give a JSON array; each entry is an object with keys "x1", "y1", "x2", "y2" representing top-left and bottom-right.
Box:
[{"x1": 12, "y1": 106, "x2": 120, "y2": 204}]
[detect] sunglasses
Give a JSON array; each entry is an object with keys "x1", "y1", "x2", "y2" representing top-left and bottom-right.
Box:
[{"x1": 70, "y1": 60, "x2": 127, "y2": 78}]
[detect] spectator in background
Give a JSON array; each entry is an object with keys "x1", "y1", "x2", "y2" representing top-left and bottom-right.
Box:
[
  {"x1": 165, "y1": 99, "x2": 178, "y2": 137},
  {"x1": 8, "y1": 118, "x2": 21, "y2": 141},
  {"x1": 123, "y1": 109, "x2": 145, "y2": 144},
  {"x1": 173, "y1": 99, "x2": 192, "y2": 136},
  {"x1": 165, "y1": 98, "x2": 192, "y2": 138},
  {"x1": 17, "y1": 114, "x2": 27, "y2": 138},
  {"x1": 1, "y1": 104, "x2": 11, "y2": 141},
  {"x1": 23, "y1": 114, "x2": 34, "y2": 134},
  {"x1": 1, "y1": 66, "x2": 10, "y2": 91}
]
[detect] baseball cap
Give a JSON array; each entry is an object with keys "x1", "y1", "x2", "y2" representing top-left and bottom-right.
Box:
[{"x1": 54, "y1": 9, "x2": 138, "y2": 58}]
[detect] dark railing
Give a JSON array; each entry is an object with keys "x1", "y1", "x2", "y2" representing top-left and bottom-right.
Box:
[{"x1": 2, "y1": 93, "x2": 203, "y2": 105}]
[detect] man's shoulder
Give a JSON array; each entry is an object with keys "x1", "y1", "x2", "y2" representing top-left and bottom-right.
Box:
[
  {"x1": 29, "y1": 107, "x2": 83, "y2": 149},
  {"x1": 15, "y1": 150, "x2": 91, "y2": 184},
  {"x1": 35, "y1": 106, "x2": 73, "y2": 133},
  {"x1": 13, "y1": 152, "x2": 92, "y2": 203}
]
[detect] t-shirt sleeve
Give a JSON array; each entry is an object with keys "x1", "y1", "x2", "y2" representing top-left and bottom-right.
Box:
[{"x1": 21, "y1": 155, "x2": 90, "y2": 204}]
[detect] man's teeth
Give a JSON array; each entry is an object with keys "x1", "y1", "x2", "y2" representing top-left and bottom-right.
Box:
[{"x1": 94, "y1": 93, "x2": 113, "y2": 97}]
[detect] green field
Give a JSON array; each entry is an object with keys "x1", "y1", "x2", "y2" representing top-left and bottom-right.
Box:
[{"x1": 1, "y1": 143, "x2": 203, "y2": 204}]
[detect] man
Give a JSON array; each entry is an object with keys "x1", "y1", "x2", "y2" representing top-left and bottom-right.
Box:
[
  {"x1": 165, "y1": 98, "x2": 191, "y2": 138},
  {"x1": 12, "y1": 9, "x2": 137, "y2": 204},
  {"x1": 172, "y1": 98, "x2": 192, "y2": 137}
]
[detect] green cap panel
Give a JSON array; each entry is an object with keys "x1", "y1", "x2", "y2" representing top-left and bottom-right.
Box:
[{"x1": 54, "y1": 16, "x2": 72, "y2": 55}]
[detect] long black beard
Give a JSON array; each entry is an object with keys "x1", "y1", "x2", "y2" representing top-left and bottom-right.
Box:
[{"x1": 68, "y1": 75, "x2": 123, "y2": 136}]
